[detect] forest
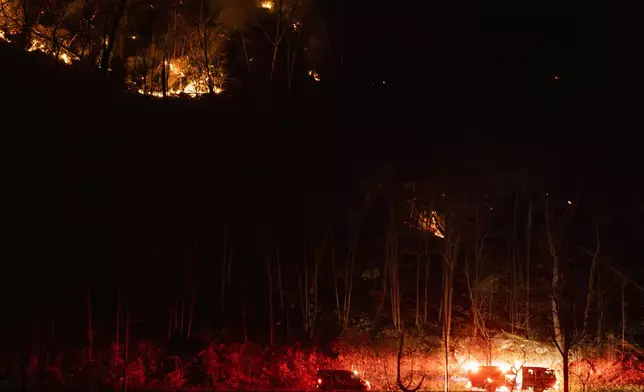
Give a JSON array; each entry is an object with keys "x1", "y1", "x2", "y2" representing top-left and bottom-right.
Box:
[
  {"x1": 5, "y1": 140, "x2": 644, "y2": 392},
  {"x1": 0, "y1": 0, "x2": 343, "y2": 96},
  {"x1": 2, "y1": 1, "x2": 644, "y2": 392}
]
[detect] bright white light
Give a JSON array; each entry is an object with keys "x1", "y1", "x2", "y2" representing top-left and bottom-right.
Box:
[{"x1": 464, "y1": 361, "x2": 480, "y2": 373}]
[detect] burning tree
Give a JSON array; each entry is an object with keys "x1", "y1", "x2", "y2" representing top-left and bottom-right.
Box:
[{"x1": 183, "y1": 22, "x2": 227, "y2": 95}]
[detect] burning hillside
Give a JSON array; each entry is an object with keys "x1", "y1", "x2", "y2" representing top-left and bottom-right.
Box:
[{"x1": 0, "y1": 0, "x2": 310, "y2": 97}]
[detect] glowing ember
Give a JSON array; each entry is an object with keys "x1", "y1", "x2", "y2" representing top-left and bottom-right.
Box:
[
  {"x1": 24, "y1": 36, "x2": 75, "y2": 65},
  {"x1": 59, "y1": 52, "x2": 71, "y2": 64},
  {"x1": 260, "y1": 1, "x2": 274, "y2": 10},
  {"x1": 308, "y1": 69, "x2": 320, "y2": 82}
]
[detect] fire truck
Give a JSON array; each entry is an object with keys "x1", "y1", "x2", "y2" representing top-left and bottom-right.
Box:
[
  {"x1": 466, "y1": 365, "x2": 511, "y2": 392},
  {"x1": 466, "y1": 365, "x2": 558, "y2": 392},
  {"x1": 515, "y1": 367, "x2": 558, "y2": 392}
]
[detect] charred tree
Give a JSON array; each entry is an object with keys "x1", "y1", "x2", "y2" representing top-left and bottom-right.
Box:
[{"x1": 101, "y1": 0, "x2": 127, "y2": 77}]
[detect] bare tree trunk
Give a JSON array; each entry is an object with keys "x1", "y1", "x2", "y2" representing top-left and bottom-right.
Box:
[
  {"x1": 39, "y1": 343, "x2": 45, "y2": 392},
  {"x1": 221, "y1": 224, "x2": 228, "y2": 314},
  {"x1": 510, "y1": 192, "x2": 518, "y2": 332},
  {"x1": 344, "y1": 245, "x2": 355, "y2": 331},
  {"x1": 124, "y1": 306, "x2": 129, "y2": 392},
  {"x1": 180, "y1": 293, "x2": 185, "y2": 337},
  {"x1": 442, "y1": 221, "x2": 459, "y2": 392},
  {"x1": 415, "y1": 254, "x2": 421, "y2": 327},
  {"x1": 525, "y1": 198, "x2": 533, "y2": 333},
  {"x1": 276, "y1": 247, "x2": 288, "y2": 342},
  {"x1": 199, "y1": 17, "x2": 213, "y2": 94},
  {"x1": 240, "y1": 32, "x2": 251, "y2": 73},
  {"x1": 423, "y1": 256, "x2": 430, "y2": 324},
  {"x1": 332, "y1": 249, "x2": 342, "y2": 328},
  {"x1": 387, "y1": 206, "x2": 401, "y2": 330},
  {"x1": 187, "y1": 288, "x2": 196, "y2": 338},
  {"x1": 276, "y1": 248, "x2": 285, "y2": 311},
  {"x1": 161, "y1": 52, "x2": 167, "y2": 99},
  {"x1": 287, "y1": 50, "x2": 296, "y2": 90},
  {"x1": 167, "y1": 306, "x2": 172, "y2": 341},
  {"x1": 18, "y1": 0, "x2": 43, "y2": 50},
  {"x1": 373, "y1": 250, "x2": 389, "y2": 329},
  {"x1": 269, "y1": 39, "x2": 279, "y2": 81},
  {"x1": 87, "y1": 289, "x2": 93, "y2": 360},
  {"x1": 596, "y1": 270, "x2": 602, "y2": 344},
  {"x1": 174, "y1": 299, "x2": 178, "y2": 330},
  {"x1": 621, "y1": 283, "x2": 625, "y2": 355},
  {"x1": 172, "y1": 0, "x2": 178, "y2": 60},
  {"x1": 51, "y1": 315, "x2": 56, "y2": 341},
  {"x1": 267, "y1": 255, "x2": 274, "y2": 345},
  {"x1": 310, "y1": 243, "x2": 321, "y2": 338},
  {"x1": 304, "y1": 243, "x2": 309, "y2": 332},
  {"x1": 101, "y1": 0, "x2": 127, "y2": 77},
  {"x1": 117, "y1": 294, "x2": 121, "y2": 351},
  {"x1": 242, "y1": 270, "x2": 248, "y2": 341},
  {"x1": 546, "y1": 201, "x2": 563, "y2": 345},
  {"x1": 546, "y1": 201, "x2": 569, "y2": 392},
  {"x1": 241, "y1": 297, "x2": 248, "y2": 342},
  {"x1": 582, "y1": 226, "x2": 600, "y2": 338}
]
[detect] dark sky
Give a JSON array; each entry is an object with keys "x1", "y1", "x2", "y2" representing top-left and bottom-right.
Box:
[{"x1": 340, "y1": 0, "x2": 642, "y2": 118}]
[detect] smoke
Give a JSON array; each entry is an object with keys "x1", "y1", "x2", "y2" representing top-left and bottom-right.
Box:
[{"x1": 213, "y1": 0, "x2": 255, "y2": 32}]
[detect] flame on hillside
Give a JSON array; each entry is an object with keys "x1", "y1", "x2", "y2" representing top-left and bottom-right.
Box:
[
  {"x1": 0, "y1": 25, "x2": 223, "y2": 98},
  {"x1": 26, "y1": 37, "x2": 74, "y2": 64},
  {"x1": 260, "y1": 1, "x2": 274, "y2": 10},
  {"x1": 1, "y1": 1, "x2": 224, "y2": 98},
  {"x1": 134, "y1": 58, "x2": 224, "y2": 98}
]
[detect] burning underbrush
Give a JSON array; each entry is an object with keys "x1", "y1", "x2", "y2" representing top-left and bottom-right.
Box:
[
  {"x1": 7, "y1": 333, "x2": 644, "y2": 391},
  {"x1": 0, "y1": 1, "x2": 227, "y2": 99}
]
